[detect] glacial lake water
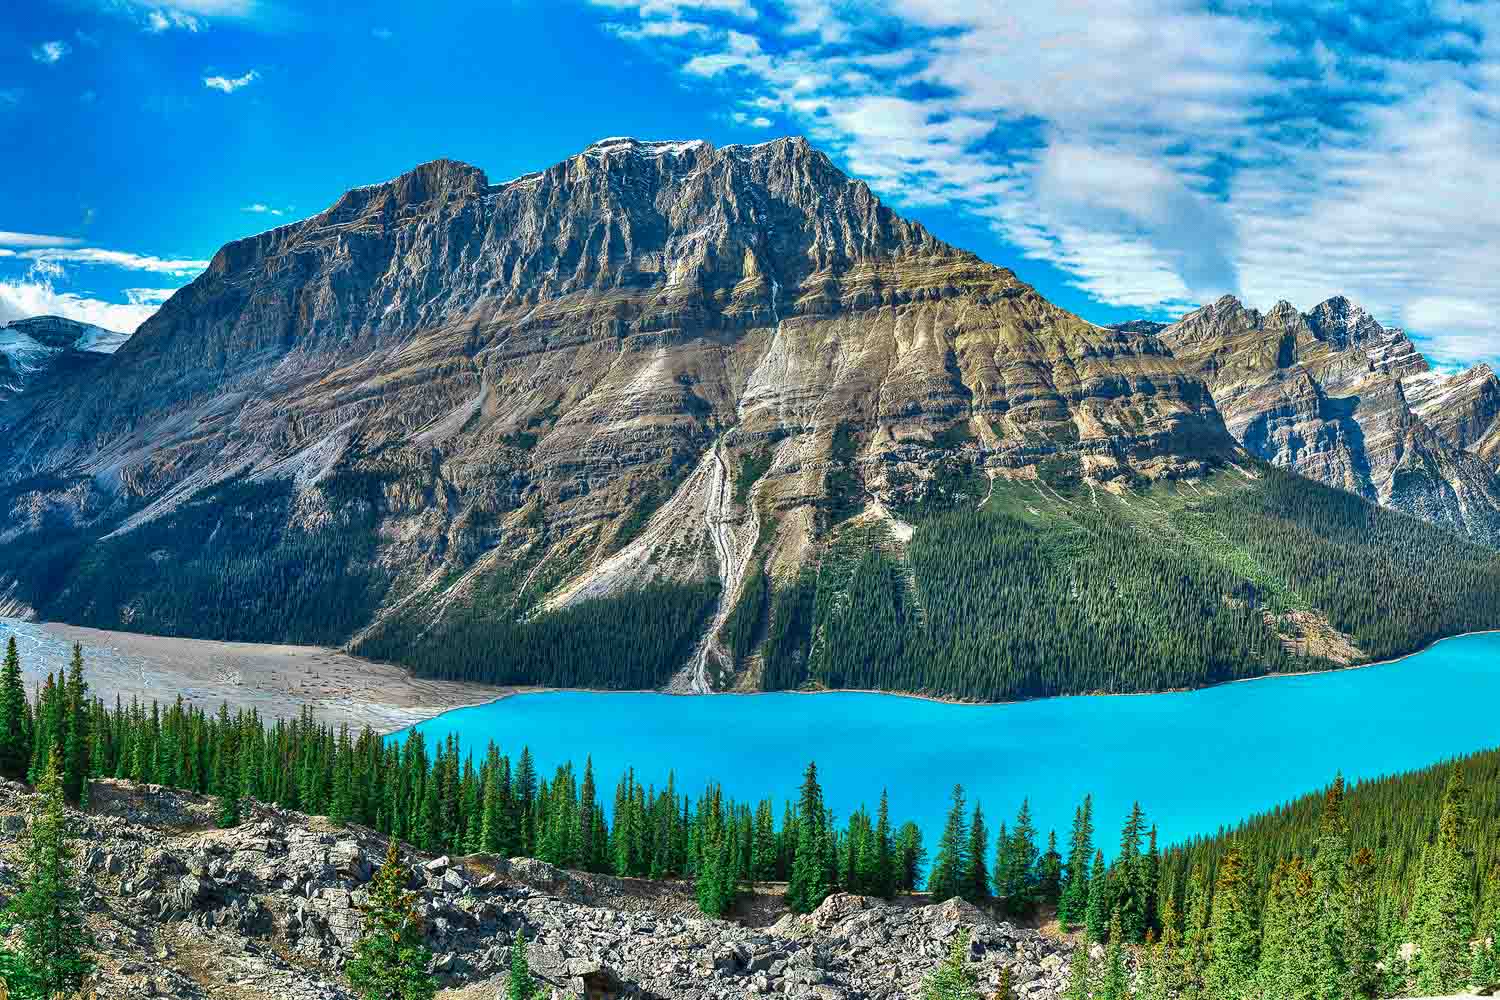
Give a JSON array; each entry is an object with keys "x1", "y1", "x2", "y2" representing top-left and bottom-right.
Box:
[{"x1": 406, "y1": 632, "x2": 1500, "y2": 855}]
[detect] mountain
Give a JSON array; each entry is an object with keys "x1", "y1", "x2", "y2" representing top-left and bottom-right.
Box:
[
  {"x1": 1155, "y1": 295, "x2": 1500, "y2": 543},
  {"x1": 0, "y1": 314, "x2": 127, "y2": 408},
  {"x1": 2, "y1": 137, "x2": 1499, "y2": 700}
]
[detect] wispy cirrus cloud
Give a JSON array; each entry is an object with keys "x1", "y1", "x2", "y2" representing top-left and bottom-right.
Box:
[
  {"x1": 14, "y1": 247, "x2": 209, "y2": 276},
  {"x1": 203, "y1": 69, "x2": 259, "y2": 93},
  {"x1": 592, "y1": 0, "x2": 1500, "y2": 363},
  {"x1": 242, "y1": 203, "x2": 285, "y2": 216},
  {"x1": 0, "y1": 232, "x2": 85, "y2": 249}
]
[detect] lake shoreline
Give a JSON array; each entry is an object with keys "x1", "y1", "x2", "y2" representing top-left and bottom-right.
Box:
[{"x1": 441, "y1": 626, "x2": 1500, "y2": 720}]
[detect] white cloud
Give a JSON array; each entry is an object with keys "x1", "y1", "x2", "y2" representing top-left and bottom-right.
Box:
[
  {"x1": 732, "y1": 111, "x2": 773, "y2": 127},
  {"x1": 0, "y1": 279, "x2": 166, "y2": 334},
  {"x1": 204, "y1": 69, "x2": 259, "y2": 93},
  {"x1": 31, "y1": 40, "x2": 71, "y2": 65},
  {"x1": 242, "y1": 203, "x2": 284, "y2": 216},
  {"x1": 147, "y1": 10, "x2": 201, "y2": 32},
  {"x1": 0, "y1": 232, "x2": 84, "y2": 249},
  {"x1": 590, "y1": 0, "x2": 1500, "y2": 364},
  {"x1": 17, "y1": 248, "x2": 208, "y2": 276}
]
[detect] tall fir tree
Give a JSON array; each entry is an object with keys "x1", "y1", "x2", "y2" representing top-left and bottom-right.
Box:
[
  {"x1": 1058, "y1": 796, "x2": 1093, "y2": 927},
  {"x1": 786, "y1": 762, "x2": 830, "y2": 914},
  {"x1": 928, "y1": 784, "x2": 970, "y2": 904},
  {"x1": 0, "y1": 637, "x2": 31, "y2": 783},
  {"x1": 965, "y1": 803, "x2": 989, "y2": 902},
  {"x1": 1414, "y1": 765, "x2": 1475, "y2": 996}
]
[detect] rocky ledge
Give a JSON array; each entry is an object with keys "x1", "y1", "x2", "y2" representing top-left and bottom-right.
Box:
[{"x1": 0, "y1": 779, "x2": 1078, "y2": 999}]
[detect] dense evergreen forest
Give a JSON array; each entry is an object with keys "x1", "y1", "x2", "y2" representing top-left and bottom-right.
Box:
[
  {"x1": 761, "y1": 466, "x2": 1500, "y2": 701},
  {"x1": 5, "y1": 638, "x2": 1499, "y2": 998}
]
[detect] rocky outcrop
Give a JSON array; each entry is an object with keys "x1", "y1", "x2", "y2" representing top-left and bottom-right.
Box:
[
  {"x1": 0, "y1": 137, "x2": 1239, "y2": 687},
  {"x1": 1156, "y1": 295, "x2": 1500, "y2": 543},
  {"x1": 1, "y1": 779, "x2": 1078, "y2": 999}
]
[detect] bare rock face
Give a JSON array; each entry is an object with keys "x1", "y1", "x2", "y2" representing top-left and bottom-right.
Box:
[
  {"x1": 0, "y1": 136, "x2": 1238, "y2": 688},
  {"x1": 1157, "y1": 295, "x2": 1500, "y2": 544}
]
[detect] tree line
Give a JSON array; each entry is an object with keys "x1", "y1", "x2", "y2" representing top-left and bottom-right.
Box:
[{"x1": 2, "y1": 637, "x2": 1496, "y2": 999}]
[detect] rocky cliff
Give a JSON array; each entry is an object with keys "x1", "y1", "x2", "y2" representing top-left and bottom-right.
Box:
[
  {"x1": 0, "y1": 137, "x2": 1238, "y2": 689},
  {"x1": 13, "y1": 778, "x2": 1076, "y2": 999},
  {"x1": 1156, "y1": 295, "x2": 1500, "y2": 543}
]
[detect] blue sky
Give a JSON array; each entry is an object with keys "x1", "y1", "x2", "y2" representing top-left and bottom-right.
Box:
[{"x1": 2, "y1": 0, "x2": 1497, "y2": 366}]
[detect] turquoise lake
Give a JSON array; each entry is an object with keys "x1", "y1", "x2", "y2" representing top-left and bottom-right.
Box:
[{"x1": 406, "y1": 632, "x2": 1500, "y2": 855}]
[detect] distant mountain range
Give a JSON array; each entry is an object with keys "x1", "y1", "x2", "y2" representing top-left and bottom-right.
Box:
[
  {"x1": 2, "y1": 137, "x2": 1497, "y2": 700},
  {"x1": 0, "y1": 315, "x2": 128, "y2": 405}
]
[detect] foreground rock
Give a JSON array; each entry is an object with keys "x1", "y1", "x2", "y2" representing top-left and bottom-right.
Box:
[{"x1": 0, "y1": 779, "x2": 1076, "y2": 999}]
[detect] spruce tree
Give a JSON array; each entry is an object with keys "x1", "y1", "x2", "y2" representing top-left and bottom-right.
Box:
[
  {"x1": 786, "y1": 762, "x2": 829, "y2": 914},
  {"x1": 1414, "y1": 765, "x2": 1475, "y2": 995},
  {"x1": 348, "y1": 840, "x2": 435, "y2": 1000},
  {"x1": 1344, "y1": 847, "x2": 1381, "y2": 1000},
  {"x1": 1084, "y1": 850, "x2": 1108, "y2": 943},
  {"x1": 1001, "y1": 799, "x2": 1039, "y2": 916},
  {"x1": 928, "y1": 784, "x2": 970, "y2": 903},
  {"x1": 921, "y1": 928, "x2": 979, "y2": 1000},
  {"x1": 1038, "y1": 830, "x2": 1063, "y2": 907},
  {"x1": 1058, "y1": 796, "x2": 1093, "y2": 927},
  {"x1": 873, "y1": 789, "x2": 895, "y2": 898},
  {"x1": 61, "y1": 644, "x2": 89, "y2": 805},
  {"x1": 895, "y1": 821, "x2": 926, "y2": 894},
  {"x1": 1, "y1": 754, "x2": 91, "y2": 998},
  {"x1": 1204, "y1": 847, "x2": 1257, "y2": 1000},
  {"x1": 0, "y1": 637, "x2": 30, "y2": 782},
  {"x1": 965, "y1": 803, "x2": 989, "y2": 902}
]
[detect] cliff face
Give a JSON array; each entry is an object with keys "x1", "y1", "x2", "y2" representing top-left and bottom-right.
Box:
[
  {"x1": 0, "y1": 137, "x2": 1237, "y2": 688},
  {"x1": 1157, "y1": 295, "x2": 1500, "y2": 543}
]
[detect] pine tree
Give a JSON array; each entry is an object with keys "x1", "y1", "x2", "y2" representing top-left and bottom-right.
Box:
[
  {"x1": 1204, "y1": 847, "x2": 1257, "y2": 1000},
  {"x1": 786, "y1": 762, "x2": 829, "y2": 914},
  {"x1": 0, "y1": 637, "x2": 31, "y2": 782},
  {"x1": 1113, "y1": 801, "x2": 1146, "y2": 942},
  {"x1": 1001, "y1": 799, "x2": 1039, "y2": 916},
  {"x1": 1084, "y1": 850, "x2": 1108, "y2": 943},
  {"x1": 1058, "y1": 796, "x2": 1093, "y2": 927},
  {"x1": 348, "y1": 840, "x2": 435, "y2": 1000},
  {"x1": 921, "y1": 928, "x2": 979, "y2": 1000},
  {"x1": 1038, "y1": 830, "x2": 1063, "y2": 907},
  {"x1": 928, "y1": 784, "x2": 970, "y2": 903},
  {"x1": 895, "y1": 821, "x2": 926, "y2": 894},
  {"x1": 61, "y1": 644, "x2": 89, "y2": 805},
  {"x1": 965, "y1": 803, "x2": 989, "y2": 902},
  {"x1": 873, "y1": 789, "x2": 895, "y2": 898},
  {"x1": 0, "y1": 754, "x2": 91, "y2": 998},
  {"x1": 1414, "y1": 765, "x2": 1475, "y2": 995}
]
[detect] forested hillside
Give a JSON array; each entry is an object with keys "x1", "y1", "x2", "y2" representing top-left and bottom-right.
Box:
[{"x1": 758, "y1": 465, "x2": 1500, "y2": 701}]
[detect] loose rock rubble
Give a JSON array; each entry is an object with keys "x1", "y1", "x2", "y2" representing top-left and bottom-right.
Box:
[{"x1": 0, "y1": 779, "x2": 1079, "y2": 999}]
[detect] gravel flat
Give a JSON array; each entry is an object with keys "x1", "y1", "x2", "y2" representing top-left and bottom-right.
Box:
[{"x1": 0, "y1": 618, "x2": 505, "y2": 732}]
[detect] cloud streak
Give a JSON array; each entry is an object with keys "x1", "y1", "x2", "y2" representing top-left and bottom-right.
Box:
[{"x1": 203, "y1": 69, "x2": 259, "y2": 93}]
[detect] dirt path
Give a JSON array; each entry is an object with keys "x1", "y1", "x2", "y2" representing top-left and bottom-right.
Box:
[{"x1": 0, "y1": 618, "x2": 505, "y2": 732}]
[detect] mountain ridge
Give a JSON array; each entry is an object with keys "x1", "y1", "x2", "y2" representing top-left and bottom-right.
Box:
[{"x1": 1, "y1": 136, "x2": 1498, "y2": 700}]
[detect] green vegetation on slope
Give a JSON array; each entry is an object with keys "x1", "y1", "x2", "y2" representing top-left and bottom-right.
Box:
[{"x1": 759, "y1": 466, "x2": 1500, "y2": 701}]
